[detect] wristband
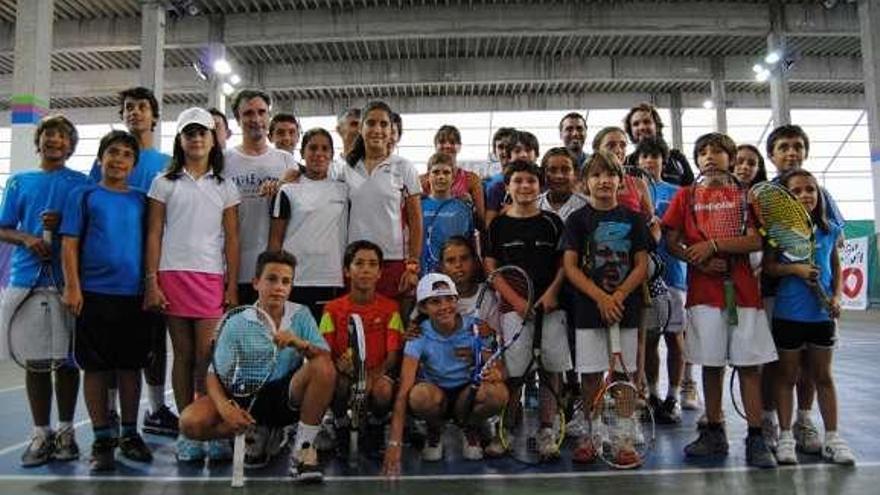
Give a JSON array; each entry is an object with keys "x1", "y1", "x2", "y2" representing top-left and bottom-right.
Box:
[
  {"x1": 387, "y1": 440, "x2": 402, "y2": 448},
  {"x1": 145, "y1": 273, "x2": 157, "y2": 281}
]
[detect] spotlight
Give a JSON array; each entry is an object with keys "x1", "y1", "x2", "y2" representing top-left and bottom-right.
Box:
[
  {"x1": 765, "y1": 51, "x2": 781, "y2": 65},
  {"x1": 213, "y1": 58, "x2": 232, "y2": 75},
  {"x1": 702, "y1": 99, "x2": 714, "y2": 109},
  {"x1": 753, "y1": 64, "x2": 764, "y2": 74},
  {"x1": 229, "y1": 74, "x2": 241, "y2": 85},
  {"x1": 755, "y1": 69, "x2": 771, "y2": 82},
  {"x1": 222, "y1": 82, "x2": 235, "y2": 96}
]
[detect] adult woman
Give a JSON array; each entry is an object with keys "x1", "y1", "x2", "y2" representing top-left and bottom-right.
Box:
[
  {"x1": 422, "y1": 125, "x2": 486, "y2": 226},
  {"x1": 343, "y1": 101, "x2": 423, "y2": 301}
]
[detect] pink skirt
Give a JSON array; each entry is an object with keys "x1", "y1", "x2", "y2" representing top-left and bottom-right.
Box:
[{"x1": 158, "y1": 271, "x2": 224, "y2": 319}]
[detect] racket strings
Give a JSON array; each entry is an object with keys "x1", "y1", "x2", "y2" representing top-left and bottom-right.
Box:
[
  {"x1": 692, "y1": 184, "x2": 746, "y2": 240},
  {"x1": 214, "y1": 310, "x2": 276, "y2": 397}
]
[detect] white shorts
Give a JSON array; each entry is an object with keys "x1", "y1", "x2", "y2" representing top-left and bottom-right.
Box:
[
  {"x1": 644, "y1": 287, "x2": 686, "y2": 336},
  {"x1": 685, "y1": 305, "x2": 777, "y2": 367},
  {"x1": 500, "y1": 309, "x2": 571, "y2": 378},
  {"x1": 763, "y1": 297, "x2": 775, "y2": 323},
  {"x1": 574, "y1": 327, "x2": 638, "y2": 374},
  {"x1": 0, "y1": 286, "x2": 72, "y2": 362}
]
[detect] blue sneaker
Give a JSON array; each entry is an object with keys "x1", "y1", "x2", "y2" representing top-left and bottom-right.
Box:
[
  {"x1": 175, "y1": 435, "x2": 205, "y2": 463},
  {"x1": 207, "y1": 439, "x2": 233, "y2": 463}
]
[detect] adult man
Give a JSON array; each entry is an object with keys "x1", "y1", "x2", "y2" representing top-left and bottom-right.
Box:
[
  {"x1": 225, "y1": 89, "x2": 298, "y2": 304},
  {"x1": 88, "y1": 87, "x2": 177, "y2": 439},
  {"x1": 623, "y1": 102, "x2": 694, "y2": 186},
  {"x1": 331, "y1": 108, "x2": 361, "y2": 177},
  {"x1": 559, "y1": 112, "x2": 589, "y2": 170}
]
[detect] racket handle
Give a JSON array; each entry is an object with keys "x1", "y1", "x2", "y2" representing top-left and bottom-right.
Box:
[
  {"x1": 42, "y1": 229, "x2": 52, "y2": 244},
  {"x1": 723, "y1": 279, "x2": 738, "y2": 326},
  {"x1": 231, "y1": 433, "x2": 245, "y2": 487},
  {"x1": 608, "y1": 323, "x2": 622, "y2": 354}
]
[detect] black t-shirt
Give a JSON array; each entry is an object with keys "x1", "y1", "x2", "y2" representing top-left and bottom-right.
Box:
[
  {"x1": 563, "y1": 205, "x2": 650, "y2": 329},
  {"x1": 487, "y1": 210, "x2": 565, "y2": 299}
]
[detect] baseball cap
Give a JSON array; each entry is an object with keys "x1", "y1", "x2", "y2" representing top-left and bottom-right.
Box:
[
  {"x1": 176, "y1": 107, "x2": 215, "y2": 134},
  {"x1": 416, "y1": 273, "x2": 459, "y2": 304}
]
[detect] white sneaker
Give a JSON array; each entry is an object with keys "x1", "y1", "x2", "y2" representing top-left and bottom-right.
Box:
[
  {"x1": 822, "y1": 437, "x2": 856, "y2": 466},
  {"x1": 761, "y1": 416, "x2": 779, "y2": 452},
  {"x1": 421, "y1": 438, "x2": 443, "y2": 462},
  {"x1": 793, "y1": 418, "x2": 822, "y2": 455},
  {"x1": 244, "y1": 426, "x2": 269, "y2": 468},
  {"x1": 536, "y1": 427, "x2": 559, "y2": 460},
  {"x1": 680, "y1": 379, "x2": 702, "y2": 411},
  {"x1": 461, "y1": 429, "x2": 483, "y2": 461},
  {"x1": 775, "y1": 433, "x2": 798, "y2": 465},
  {"x1": 484, "y1": 433, "x2": 507, "y2": 457},
  {"x1": 566, "y1": 410, "x2": 588, "y2": 438}
]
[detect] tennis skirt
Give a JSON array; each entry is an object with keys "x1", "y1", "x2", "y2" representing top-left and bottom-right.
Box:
[{"x1": 158, "y1": 271, "x2": 225, "y2": 319}]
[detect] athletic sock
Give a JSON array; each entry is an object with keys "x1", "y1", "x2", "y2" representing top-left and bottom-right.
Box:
[
  {"x1": 762, "y1": 409, "x2": 777, "y2": 424},
  {"x1": 797, "y1": 409, "x2": 811, "y2": 424},
  {"x1": 648, "y1": 382, "x2": 660, "y2": 398},
  {"x1": 294, "y1": 422, "x2": 321, "y2": 453},
  {"x1": 148, "y1": 385, "x2": 165, "y2": 413},
  {"x1": 121, "y1": 423, "x2": 137, "y2": 438},
  {"x1": 33, "y1": 425, "x2": 51, "y2": 438},
  {"x1": 667, "y1": 385, "x2": 680, "y2": 400},
  {"x1": 107, "y1": 388, "x2": 119, "y2": 414},
  {"x1": 57, "y1": 421, "x2": 73, "y2": 434},
  {"x1": 93, "y1": 426, "x2": 113, "y2": 440},
  {"x1": 825, "y1": 430, "x2": 838, "y2": 443}
]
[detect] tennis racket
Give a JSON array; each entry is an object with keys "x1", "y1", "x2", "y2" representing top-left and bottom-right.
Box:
[
  {"x1": 498, "y1": 305, "x2": 566, "y2": 464},
  {"x1": 689, "y1": 169, "x2": 748, "y2": 326},
  {"x1": 424, "y1": 197, "x2": 473, "y2": 272},
  {"x1": 346, "y1": 314, "x2": 367, "y2": 464},
  {"x1": 749, "y1": 181, "x2": 833, "y2": 312},
  {"x1": 212, "y1": 305, "x2": 278, "y2": 488},
  {"x1": 8, "y1": 258, "x2": 74, "y2": 373},
  {"x1": 589, "y1": 323, "x2": 655, "y2": 469}
]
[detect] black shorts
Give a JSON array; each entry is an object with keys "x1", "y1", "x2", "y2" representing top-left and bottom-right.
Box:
[
  {"x1": 439, "y1": 384, "x2": 469, "y2": 420},
  {"x1": 771, "y1": 318, "x2": 837, "y2": 351},
  {"x1": 290, "y1": 286, "x2": 343, "y2": 322},
  {"x1": 75, "y1": 292, "x2": 151, "y2": 372},
  {"x1": 233, "y1": 371, "x2": 300, "y2": 427},
  {"x1": 237, "y1": 284, "x2": 258, "y2": 306}
]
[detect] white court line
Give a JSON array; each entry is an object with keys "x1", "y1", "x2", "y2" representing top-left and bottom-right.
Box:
[
  {"x1": 0, "y1": 389, "x2": 173, "y2": 457},
  {"x1": 0, "y1": 460, "x2": 876, "y2": 483},
  {"x1": 0, "y1": 385, "x2": 25, "y2": 394}
]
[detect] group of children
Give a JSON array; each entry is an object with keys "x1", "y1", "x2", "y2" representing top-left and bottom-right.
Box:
[{"x1": 0, "y1": 91, "x2": 856, "y2": 483}]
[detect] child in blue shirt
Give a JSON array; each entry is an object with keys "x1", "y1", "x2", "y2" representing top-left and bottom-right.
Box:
[{"x1": 763, "y1": 170, "x2": 855, "y2": 466}]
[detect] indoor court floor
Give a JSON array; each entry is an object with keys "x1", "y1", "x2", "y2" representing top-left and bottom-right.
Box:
[{"x1": 0, "y1": 311, "x2": 877, "y2": 495}]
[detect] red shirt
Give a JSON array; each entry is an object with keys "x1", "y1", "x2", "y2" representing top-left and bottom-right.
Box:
[
  {"x1": 661, "y1": 187, "x2": 762, "y2": 309},
  {"x1": 319, "y1": 294, "x2": 404, "y2": 370}
]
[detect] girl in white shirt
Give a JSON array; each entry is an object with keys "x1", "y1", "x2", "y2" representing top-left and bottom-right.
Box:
[{"x1": 144, "y1": 107, "x2": 241, "y2": 461}]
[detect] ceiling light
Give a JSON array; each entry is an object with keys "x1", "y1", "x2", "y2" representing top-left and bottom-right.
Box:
[
  {"x1": 222, "y1": 82, "x2": 235, "y2": 96},
  {"x1": 229, "y1": 73, "x2": 241, "y2": 85},
  {"x1": 702, "y1": 99, "x2": 714, "y2": 109},
  {"x1": 752, "y1": 63, "x2": 764, "y2": 74},
  {"x1": 765, "y1": 51, "x2": 781, "y2": 65},
  {"x1": 755, "y1": 69, "x2": 771, "y2": 82},
  {"x1": 213, "y1": 58, "x2": 232, "y2": 75}
]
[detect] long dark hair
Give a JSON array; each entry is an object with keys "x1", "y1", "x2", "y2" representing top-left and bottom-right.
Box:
[
  {"x1": 300, "y1": 127, "x2": 335, "y2": 157},
  {"x1": 346, "y1": 100, "x2": 393, "y2": 168},
  {"x1": 780, "y1": 169, "x2": 829, "y2": 233},
  {"x1": 164, "y1": 128, "x2": 225, "y2": 183},
  {"x1": 736, "y1": 144, "x2": 768, "y2": 185}
]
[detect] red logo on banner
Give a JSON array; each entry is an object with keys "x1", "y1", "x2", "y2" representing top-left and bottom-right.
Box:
[{"x1": 842, "y1": 267, "x2": 864, "y2": 299}]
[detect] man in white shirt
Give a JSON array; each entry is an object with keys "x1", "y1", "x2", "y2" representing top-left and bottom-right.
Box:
[{"x1": 224, "y1": 89, "x2": 297, "y2": 303}]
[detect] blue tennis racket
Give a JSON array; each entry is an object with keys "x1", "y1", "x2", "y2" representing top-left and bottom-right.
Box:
[{"x1": 212, "y1": 305, "x2": 278, "y2": 488}]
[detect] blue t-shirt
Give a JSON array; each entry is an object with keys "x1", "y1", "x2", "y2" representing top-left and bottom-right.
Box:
[
  {"x1": 404, "y1": 315, "x2": 478, "y2": 389},
  {"x1": 773, "y1": 224, "x2": 842, "y2": 323},
  {"x1": 89, "y1": 148, "x2": 170, "y2": 192},
  {"x1": 272, "y1": 302, "x2": 329, "y2": 382},
  {"x1": 0, "y1": 167, "x2": 89, "y2": 287},
  {"x1": 486, "y1": 179, "x2": 507, "y2": 212},
  {"x1": 653, "y1": 181, "x2": 687, "y2": 290},
  {"x1": 421, "y1": 196, "x2": 474, "y2": 273},
  {"x1": 59, "y1": 184, "x2": 147, "y2": 296}
]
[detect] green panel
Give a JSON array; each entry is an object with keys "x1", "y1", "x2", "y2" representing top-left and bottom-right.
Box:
[{"x1": 843, "y1": 220, "x2": 878, "y2": 306}]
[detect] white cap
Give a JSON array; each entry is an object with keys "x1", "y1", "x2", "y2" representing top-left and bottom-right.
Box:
[
  {"x1": 176, "y1": 107, "x2": 215, "y2": 134},
  {"x1": 416, "y1": 273, "x2": 459, "y2": 303}
]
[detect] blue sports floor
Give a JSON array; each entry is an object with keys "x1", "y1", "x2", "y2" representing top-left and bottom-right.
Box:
[{"x1": 0, "y1": 312, "x2": 877, "y2": 494}]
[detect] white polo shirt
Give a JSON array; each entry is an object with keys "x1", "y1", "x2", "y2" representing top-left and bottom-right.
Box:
[
  {"x1": 538, "y1": 191, "x2": 588, "y2": 222},
  {"x1": 148, "y1": 170, "x2": 241, "y2": 275},
  {"x1": 272, "y1": 177, "x2": 348, "y2": 287},
  {"x1": 341, "y1": 155, "x2": 421, "y2": 261},
  {"x1": 224, "y1": 146, "x2": 296, "y2": 282}
]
